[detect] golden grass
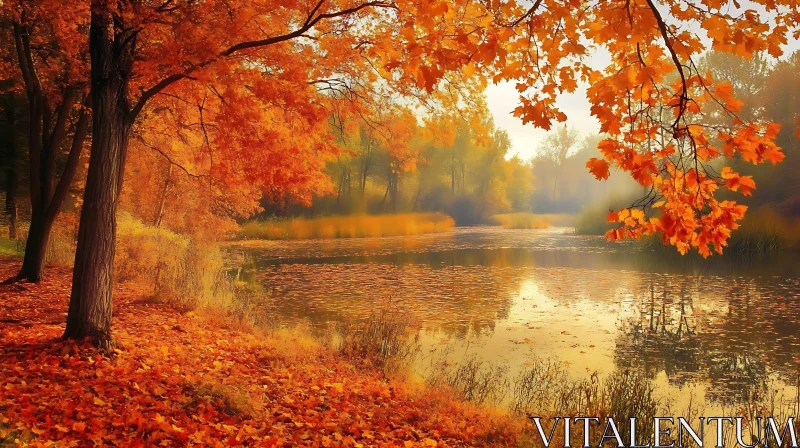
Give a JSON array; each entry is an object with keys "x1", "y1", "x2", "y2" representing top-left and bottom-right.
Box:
[
  {"x1": 115, "y1": 212, "x2": 260, "y2": 330},
  {"x1": 239, "y1": 213, "x2": 456, "y2": 240},
  {"x1": 490, "y1": 213, "x2": 574, "y2": 229},
  {"x1": 727, "y1": 207, "x2": 800, "y2": 256}
]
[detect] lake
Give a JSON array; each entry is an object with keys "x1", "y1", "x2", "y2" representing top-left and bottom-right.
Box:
[{"x1": 227, "y1": 227, "x2": 800, "y2": 414}]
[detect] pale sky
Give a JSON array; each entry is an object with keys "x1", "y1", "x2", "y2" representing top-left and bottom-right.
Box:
[
  {"x1": 485, "y1": 81, "x2": 600, "y2": 161},
  {"x1": 488, "y1": 10, "x2": 800, "y2": 162},
  {"x1": 486, "y1": 48, "x2": 612, "y2": 161}
]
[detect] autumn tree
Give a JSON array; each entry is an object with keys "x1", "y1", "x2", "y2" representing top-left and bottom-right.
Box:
[
  {"x1": 0, "y1": 6, "x2": 90, "y2": 282},
  {"x1": 1, "y1": 0, "x2": 795, "y2": 347}
]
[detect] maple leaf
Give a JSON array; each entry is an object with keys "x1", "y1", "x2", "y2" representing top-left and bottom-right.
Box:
[{"x1": 586, "y1": 158, "x2": 610, "y2": 180}]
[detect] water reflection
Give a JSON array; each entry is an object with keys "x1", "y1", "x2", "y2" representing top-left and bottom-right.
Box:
[{"x1": 228, "y1": 227, "x2": 800, "y2": 409}]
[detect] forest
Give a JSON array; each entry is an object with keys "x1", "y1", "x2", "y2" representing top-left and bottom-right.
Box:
[{"x1": 1, "y1": 0, "x2": 799, "y2": 446}]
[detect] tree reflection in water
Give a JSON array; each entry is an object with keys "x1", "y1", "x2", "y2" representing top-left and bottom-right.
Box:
[{"x1": 229, "y1": 228, "x2": 800, "y2": 410}]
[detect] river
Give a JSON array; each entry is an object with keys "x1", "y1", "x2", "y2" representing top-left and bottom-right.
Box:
[{"x1": 227, "y1": 227, "x2": 800, "y2": 414}]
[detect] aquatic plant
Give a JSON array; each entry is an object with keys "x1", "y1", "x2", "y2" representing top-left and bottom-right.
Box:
[
  {"x1": 426, "y1": 354, "x2": 511, "y2": 407},
  {"x1": 330, "y1": 300, "x2": 421, "y2": 375}
]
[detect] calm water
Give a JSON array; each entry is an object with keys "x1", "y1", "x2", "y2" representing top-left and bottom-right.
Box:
[{"x1": 227, "y1": 227, "x2": 800, "y2": 410}]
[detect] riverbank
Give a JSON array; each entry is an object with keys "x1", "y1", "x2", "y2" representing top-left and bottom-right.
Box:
[
  {"x1": 0, "y1": 257, "x2": 523, "y2": 447},
  {"x1": 575, "y1": 205, "x2": 800, "y2": 258}
]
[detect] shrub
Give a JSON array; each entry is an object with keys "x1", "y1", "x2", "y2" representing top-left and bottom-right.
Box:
[
  {"x1": 0, "y1": 215, "x2": 77, "y2": 266},
  {"x1": 115, "y1": 212, "x2": 260, "y2": 328},
  {"x1": 574, "y1": 204, "x2": 617, "y2": 236}
]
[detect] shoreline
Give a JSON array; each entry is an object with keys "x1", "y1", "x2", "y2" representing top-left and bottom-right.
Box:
[{"x1": 0, "y1": 257, "x2": 521, "y2": 447}]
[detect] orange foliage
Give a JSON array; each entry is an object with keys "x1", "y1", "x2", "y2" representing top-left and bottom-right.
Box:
[
  {"x1": 3, "y1": 0, "x2": 796, "y2": 252},
  {"x1": 0, "y1": 258, "x2": 520, "y2": 446}
]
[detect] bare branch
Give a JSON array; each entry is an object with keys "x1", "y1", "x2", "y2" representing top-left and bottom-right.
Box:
[{"x1": 643, "y1": 0, "x2": 688, "y2": 133}]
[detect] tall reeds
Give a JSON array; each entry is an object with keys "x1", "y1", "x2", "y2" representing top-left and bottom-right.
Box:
[{"x1": 239, "y1": 212, "x2": 455, "y2": 240}]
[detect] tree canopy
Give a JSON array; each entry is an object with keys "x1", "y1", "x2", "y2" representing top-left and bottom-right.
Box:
[{"x1": 1, "y1": 0, "x2": 797, "y2": 345}]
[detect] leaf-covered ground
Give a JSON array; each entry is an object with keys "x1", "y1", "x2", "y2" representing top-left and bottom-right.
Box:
[{"x1": 0, "y1": 258, "x2": 520, "y2": 447}]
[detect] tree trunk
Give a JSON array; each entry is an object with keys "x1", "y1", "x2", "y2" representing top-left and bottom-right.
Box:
[
  {"x1": 412, "y1": 183, "x2": 421, "y2": 211},
  {"x1": 13, "y1": 21, "x2": 89, "y2": 282},
  {"x1": 14, "y1": 96, "x2": 88, "y2": 282},
  {"x1": 360, "y1": 153, "x2": 370, "y2": 198},
  {"x1": 64, "y1": 6, "x2": 135, "y2": 349},
  {"x1": 18, "y1": 215, "x2": 54, "y2": 281},
  {"x1": 380, "y1": 180, "x2": 390, "y2": 209},
  {"x1": 4, "y1": 92, "x2": 18, "y2": 240},
  {"x1": 450, "y1": 151, "x2": 455, "y2": 195},
  {"x1": 389, "y1": 173, "x2": 398, "y2": 213}
]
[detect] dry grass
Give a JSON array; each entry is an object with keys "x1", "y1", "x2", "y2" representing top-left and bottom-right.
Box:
[
  {"x1": 115, "y1": 212, "x2": 261, "y2": 330},
  {"x1": 727, "y1": 207, "x2": 800, "y2": 256},
  {"x1": 238, "y1": 213, "x2": 455, "y2": 240},
  {"x1": 638, "y1": 206, "x2": 800, "y2": 259},
  {"x1": 491, "y1": 213, "x2": 551, "y2": 229},
  {"x1": 327, "y1": 300, "x2": 421, "y2": 376},
  {"x1": 188, "y1": 381, "x2": 256, "y2": 418},
  {"x1": 426, "y1": 354, "x2": 511, "y2": 407}
]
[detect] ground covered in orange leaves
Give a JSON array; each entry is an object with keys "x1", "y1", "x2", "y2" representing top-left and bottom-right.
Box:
[{"x1": 0, "y1": 258, "x2": 520, "y2": 447}]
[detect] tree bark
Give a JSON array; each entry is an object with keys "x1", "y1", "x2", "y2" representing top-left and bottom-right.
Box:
[
  {"x1": 15, "y1": 97, "x2": 89, "y2": 282},
  {"x1": 12, "y1": 20, "x2": 89, "y2": 282},
  {"x1": 4, "y1": 92, "x2": 18, "y2": 240},
  {"x1": 64, "y1": 5, "x2": 136, "y2": 349}
]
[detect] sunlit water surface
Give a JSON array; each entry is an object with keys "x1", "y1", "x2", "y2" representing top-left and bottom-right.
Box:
[{"x1": 226, "y1": 227, "x2": 800, "y2": 413}]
